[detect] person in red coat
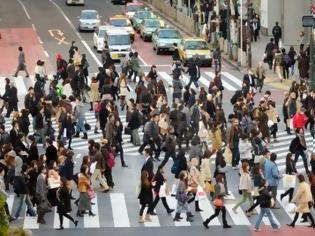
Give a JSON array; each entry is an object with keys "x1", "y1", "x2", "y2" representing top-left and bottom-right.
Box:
[{"x1": 292, "y1": 108, "x2": 308, "y2": 130}]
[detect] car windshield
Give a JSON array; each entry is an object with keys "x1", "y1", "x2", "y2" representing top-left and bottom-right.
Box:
[
  {"x1": 127, "y1": 5, "x2": 144, "y2": 12},
  {"x1": 137, "y1": 11, "x2": 151, "y2": 19},
  {"x1": 144, "y1": 20, "x2": 160, "y2": 28},
  {"x1": 158, "y1": 30, "x2": 180, "y2": 39},
  {"x1": 108, "y1": 35, "x2": 130, "y2": 45},
  {"x1": 81, "y1": 11, "x2": 97, "y2": 20},
  {"x1": 110, "y1": 19, "x2": 128, "y2": 27},
  {"x1": 185, "y1": 41, "x2": 208, "y2": 50}
]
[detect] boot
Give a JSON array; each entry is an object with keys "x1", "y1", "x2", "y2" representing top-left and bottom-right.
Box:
[
  {"x1": 195, "y1": 201, "x2": 203, "y2": 212},
  {"x1": 173, "y1": 213, "x2": 181, "y2": 221},
  {"x1": 81, "y1": 133, "x2": 88, "y2": 140},
  {"x1": 138, "y1": 216, "x2": 145, "y2": 223},
  {"x1": 186, "y1": 212, "x2": 194, "y2": 222},
  {"x1": 94, "y1": 127, "x2": 99, "y2": 134},
  {"x1": 223, "y1": 221, "x2": 232, "y2": 228},
  {"x1": 73, "y1": 132, "x2": 79, "y2": 138},
  {"x1": 89, "y1": 102, "x2": 93, "y2": 111},
  {"x1": 144, "y1": 214, "x2": 152, "y2": 222},
  {"x1": 37, "y1": 213, "x2": 46, "y2": 224}
]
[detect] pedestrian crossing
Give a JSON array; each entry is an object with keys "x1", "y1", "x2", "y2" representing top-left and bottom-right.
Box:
[
  {"x1": 7, "y1": 189, "x2": 308, "y2": 229},
  {"x1": 0, "y1": 70, "x2": 244, "y2": 98}
]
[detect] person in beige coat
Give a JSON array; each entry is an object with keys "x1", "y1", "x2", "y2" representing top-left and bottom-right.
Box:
[
  {"x1": 209, "y1": 121, "x2": 222, "y2": 151},
  {"x1": 89, "y1": 77, "x2": 100, "y2": 111},
  {"x1": 266, "y1": 100, "x2": 279, "y2": 143},
  {"x1": 287, "y1": 174, "x2": 315, "y2": 228},
  {"x1": 199, "y1": 149, "x2": 214, "y2": 189}
]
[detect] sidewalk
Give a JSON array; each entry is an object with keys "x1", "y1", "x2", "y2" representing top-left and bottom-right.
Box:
[{"x1": 142, "y1": 0, "x2": 294, "y2": 91}]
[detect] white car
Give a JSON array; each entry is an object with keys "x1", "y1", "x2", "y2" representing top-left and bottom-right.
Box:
[
  {"x1": 105, "y1": 29, "x2": 131, "y2": 61},
  {"x1": 78, "y1": 10, "x2": 100, "y2": 32},
  {"x1": 93, "y1": 25, "x2": 113, "y2": 52},
  {"x1": 66, "y1": 0, "x2": 84, "y2": 6},
  {"x1": 109, "y1": 16, "x2": 135, "y2": 42}
]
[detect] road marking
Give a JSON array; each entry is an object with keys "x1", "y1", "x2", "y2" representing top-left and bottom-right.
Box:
[
  {"x1": 221, "y1": 72, "x2": 242, "y2": 87},
  {"x1": 142, "y1": 206, "x2": 160, "y2": 227},
  {"x1": 49, "y1": 0, "x2": 102, "y2": 67},
  {"x1": 37, "y1": 36, "x2": 43, "y2": 44},
  {"x1": 31, "y1": 24, "x2": 36, "y2": 31},
  {"x1": 23, "y1": 210, "x2": 39, "y2": 229},
  {"x1": 84, "y1": 195, "x2": 100, "y2": 228},
  {"x1": 44, "y1": 50, "x2": 49, "y2": 57},
  {"x1": 110, "y1": 193, "x2": 130, "y2": 227},
  {"x1": 158, "y1": 72, "x2": 172, "y2": 85},
  {"x1": 7, "y1": 194, "x2": 14, "y2": 213},
  {"x1": 14, "y1": 76, "x2": 27, "y2": 95},
  {"x1": 0, "y1": 77, "x2": 6, "y2": 96},
  {"x1": 17, "y1": 0, "x2": 31, "y2": 20}
]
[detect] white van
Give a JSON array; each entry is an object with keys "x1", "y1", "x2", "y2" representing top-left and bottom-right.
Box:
[
  {"x1": 93, "y1": 25, "x2": 113, "y2": 52},
  {"x1": 104, "y1": 29, "x2": 131, "y2": 61},
  {"x1": 66, "y1": 0, "x2": 85, "y2": 6}
]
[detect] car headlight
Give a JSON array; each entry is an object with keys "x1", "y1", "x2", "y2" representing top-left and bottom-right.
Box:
[
  {"x1": 205, "y1": 54, "x2": 211, "y2": 58},
  {"x1": 186, "y1": 53, "x2": 194, "y2": 58},
  {"x1": 143, "y1": 29, "x2": 151, "y2": 34}
]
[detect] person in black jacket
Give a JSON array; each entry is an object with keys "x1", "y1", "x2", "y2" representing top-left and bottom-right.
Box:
[
  {"x1": 272, "y1": 22, "x2": 282, "y2": 47},
  {"x1": 56, "y1": 177, "x2": 78, "y2": 230},
  {"x1": 138, "y1": 170, "x2": 154, "y2": 223},
  {"x1": 141, "y1": 147, "x2": 154, "y2": 181},
  {"x1": 186, "y1": 58, "x2": 200, "y2": 89},
  {"x1": 264, "y1": 38, "x2": 275, "y2": 70},
  {"x1": 13, "y1": 164, "x2": 36, "y2": 219},
  {"x1": 280, "y1": 153, "x2": 297, "y2": 202},
  {"x1": 5, "y1": 82, "x2": 18, "y2": 118},
  {"x1": 45, "y1": 138, "x2": 57, "y2": 165},
  {"x1": 127, "y1": 106, "x2": 142, "y2": 146},
  {"x1": 161, "y1": 127, "x2": 177, "y2": 167},
  {"x1": 147, "y1": 165, "x2": 174, "y2": 215}
]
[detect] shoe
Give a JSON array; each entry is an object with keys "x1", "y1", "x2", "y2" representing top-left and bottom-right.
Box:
[
  {"x1": 195, "y1": 208, "x2": 203, "y2": 212},
  {"x1": 26, "y1": 75, "x2": 30, "y2": 78},
  {"x1": 232, "y1": 208, "x2": 237, "y2": 214},
  {"x1": 88, "y1": 211, "x2": 96, "y2": 216},
  {"x1": 37, "y1": 219, "x2": 46, "y2": 224},
  {"x1": 167, "y1": 209, "x2": 174, "y2": 214},
  {"x1": 223, "y1": 224, "x2": 231, "y2": 228},
  {"x1": 122, "y1": 164, "x2": 128, "y2": 168},
  {"x1": 245, "y1": 211, "x2": 251, "y2": 217},
  {"x1": 144, "y1": 214, "x2": 152, "y2": 222},
  {"x1": 91, "y1": 202, "x2": 95, "y2": 205},
  {"x1": 74, "y1": 220, "x2": 78, "y2": 227},
  {"x1": 280, "y1": 194, "x2": 284, "y2": 201},
  {"x1": 68, "y1": 147, "x2": 73, "y2": 150},
  {"x1": 149, "y1": 212, "x2": 157, "y2": 216},
  {"x1": 74, "y1": 200, "x2": 79, "y2": 206},
  {"x1": 307, "y1": 224, "x2": 315, "y2": 228},
  {"x1": 76, "y1": 211, "x2": 83, "y2": 217},
  {"x1": 251, "y1": 209, "x2": 258, "y2": 215},
  {"x1": 56, "y1": 226, "x2": 64, "y2": 230},
  {"x1": 173, "y1": 213, "x2": 181, "y2": 221},
  {"x1": 254, "y1": 228, "x2": 261, "y2": 232},
  {"x1": 286, "y1": 223, "x2": 295, "y2": 228},
  {"x1": 273, "y1": 228, "x2": 279, "y2": 232},
  {"x1": 138, "y1": 216, "x2": 145, "y2": 223},
  {"x1": 102, "y1": 189, "x2": 110, "y2": 193},
  {"x1": 94, "y1": 130, "x2": 99, "y2": 134},
  {"x1": 26, "y1": 209, "x2": 36, "y2": 217},
  {"x1": 81, "y1": 134, "x2": 88, "y2": 140},
  {"x1": 203, "y1": 221, "x2": 209, "y2": 229}
]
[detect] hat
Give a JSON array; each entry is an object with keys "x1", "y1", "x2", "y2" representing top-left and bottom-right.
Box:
[
  {"x1": 100, "y1": 139, "x2": 108, "y2": 145},
  {"x1": 56, "y1": 53, "x2": 62, "y2": 60},
  {"x1": 7, "y1": 150, "x2": 17, "y2": 158}
]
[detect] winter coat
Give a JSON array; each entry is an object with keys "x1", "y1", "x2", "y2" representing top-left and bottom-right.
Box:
[
  {"x1": 89, "y1": 81, "x2": 100, "y2": 102},
  {"x1": 292, "y1": 112, "x2": 308, "y2": 129},
  {"x1": 292, "y1": 181, "x2": 313, "y2": 213},
  {"x1": 239, "y1": 139, "x2": 252, "y2": 160},
  {"x1": 138, "y1": 183, "x2": 153, "y2": 205},
  {"x1": 200, "y1": 158, "x2": 212, "y2": 188},
  {"x1": 210, "y1": 128, "x2": 222, "y2": 151},
  {"x1": 264, "y1": 160, "x2": 281, "y2": 187}
]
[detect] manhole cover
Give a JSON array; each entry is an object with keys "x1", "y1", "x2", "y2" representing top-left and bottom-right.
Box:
[{"x1": 9, "y1": 42, "x2": 18, "y2": 46}]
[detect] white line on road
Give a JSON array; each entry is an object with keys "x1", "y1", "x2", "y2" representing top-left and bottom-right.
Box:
[
  {"x1": 17, "y1": 0, "x2": 31, "y2": 20},
  {"x1": 37, "y1": 36, "x2": 43, "y2": 44},
  {"x1": 49, "y1": 0, "x2": 102, "y2": 67},
  {"x1": 44, "y1": 50, "x2": 49, "y2": 57},
  {"x1": 31, "y1": 24, "x2": 36, "y2": 31}
]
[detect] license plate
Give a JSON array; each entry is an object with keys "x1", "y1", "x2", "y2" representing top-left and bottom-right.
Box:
[{"x1": 112, "y1": 54, "x2": 118, "y2": 59}]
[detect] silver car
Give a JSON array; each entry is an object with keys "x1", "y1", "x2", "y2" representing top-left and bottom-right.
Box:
[{"x1": 78, "y1": 10, "x2": 100, "y2": 32}]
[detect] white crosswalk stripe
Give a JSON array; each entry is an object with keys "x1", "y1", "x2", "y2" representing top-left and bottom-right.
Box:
[{"x1": 6, "y1": 189, "x2": 302, "y2": 229}]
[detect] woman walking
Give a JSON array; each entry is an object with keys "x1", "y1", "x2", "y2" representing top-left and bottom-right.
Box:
[
  {"x1": 202, "y1": 173, "x2": 231, "y2": 228},
  {"x1": 280, "y1": 153, "x2": 297, "y2": 202},
  {"x1": 245, "y1": 166, "x2": 263, "y2": 216},
  {"x1": 118, "y1": 74, "x2": 129, "y2": 111},
  {"x1": 287, "y1": 174, "x2": 315, "y2": 228},
  {"x1": 138, "y1": 170, "x2": 154, "y2": 223},
  {"x1": 232, "y1": 162, "x2": 253, "y2": 215},
  {"x1": 89, "y1": 77, "x2": 100, "y2": 111},
  {"x1": 254, "y1": 179, "x2": 279, "y2": 231},
  {"x1": 173, "y1": 171, "x2": 194, "y2": 222},
  {"x1": 77, "y1": 165, "x2": 95, "y2": 217},
  {"x1": 56, "y1": 177, "x2": 78, "y2": 230}
]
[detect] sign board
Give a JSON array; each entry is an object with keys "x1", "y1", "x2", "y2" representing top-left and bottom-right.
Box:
[{"x1": 302, "y1": 15, "x2": 315, "y2": 27}]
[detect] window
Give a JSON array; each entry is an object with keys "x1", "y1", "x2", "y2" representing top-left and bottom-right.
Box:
[
  {"x1": 158, "y1": 30, "x2": 181, "y2": 39},
  {"x1": 99, "y1": 29, "x2": 106, "y2": 38},
  {"x1": 108, "y1": 35, "x2": 130, "y2": 45},
  {"x1": 184, "y1": 41, "x2": 208, "y2": 50},
  {"x1": 110, "y1": 19, "x2": 128, "y2": 27},
  {"x1": 137, "y1": 11, "x2": 151, "y2": 19},
  {"x1": 81, "y1": 11, "x2": 97, "y2": 20},
  {"x1": 127, "y1": 5, "x2": 144, "y2": 12},
  {"x1": 144, "y1": 20, "x2": 160, "y2": 28}
]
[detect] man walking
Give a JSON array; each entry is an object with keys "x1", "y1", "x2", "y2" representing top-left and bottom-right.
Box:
[
  {"x1": 14, "y1": 46, "x2": 29, "y2": 77},
  {"x1": 186, "y1": 58, "x2": 200, "y2": 89},
  {"x1": 272, "y1": 22, "x2": 282, "y2": 48}
]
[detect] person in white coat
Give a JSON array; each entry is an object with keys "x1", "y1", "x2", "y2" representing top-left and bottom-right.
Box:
[{"x1": 239, "y1": 134, "x2": 252, "y2": 174}]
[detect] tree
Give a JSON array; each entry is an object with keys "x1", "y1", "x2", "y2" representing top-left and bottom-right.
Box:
[{"x1": 0, "y1": 194, "x2": 9, "y2": 235}]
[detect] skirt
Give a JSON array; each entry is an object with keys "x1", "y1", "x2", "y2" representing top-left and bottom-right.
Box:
[
  {"x1": 78, "y1": 192, "x2": 91, "y2": 211},
  {"x1": 47, "y1": 188, "x2": 59, "y2": 207}
]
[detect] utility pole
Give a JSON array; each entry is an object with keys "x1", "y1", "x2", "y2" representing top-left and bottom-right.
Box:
[
  {"x1": 227, "y1": 0, "x2": 232, "y2": 59},
  {"x1": 246, "y1": 0, "x2": 252, "y2": 68}
]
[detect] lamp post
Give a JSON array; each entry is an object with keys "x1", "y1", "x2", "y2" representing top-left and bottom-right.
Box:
[{"x1": 246, "y1": 0, "x2": 252, "y2": 68}]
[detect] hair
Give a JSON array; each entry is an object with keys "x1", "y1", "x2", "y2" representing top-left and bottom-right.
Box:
[
  {"x1": 259, "y1": 179, "x2": 267, "y2": 187},
  {"x1": 270, "y1": 153, "x2": 277, "y2": 162},
  {"x1": 297, "y1": 174, "x2": 305, "y2": 183},
  {"x1": 215, "y1": 173, "x2": 224, "y2": 183},
  {"x1": 94, "y1": 142, "x2": 100, "y2": 150},
  {"x1": 82, "y1": 155, "x2": 90, "y2": 166},
  {"x1": 60, "y1": 177, "x2": 68, "y2": 188},
  {"x1": 242, "y1": 162, "x2": 249, "y2": 173},
  {"x1": 80, "y1": 165, "x2": 89, "y2": 177},
  {"x1": 286, "y1": 152, "x2": 293, "y2": 161},
  {"x1": 141, "y1": 170, "x2": 150, "y2": 187},
  {"x1": 18, "y1": 46, "x2": 23, "y2": 51}
]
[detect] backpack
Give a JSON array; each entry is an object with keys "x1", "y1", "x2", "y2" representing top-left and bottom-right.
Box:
[
  {"x1": 230, "y1": 90, "x2": 242, "y2": 104},
  {"x1": 283, "y1": 54, "x2": 292, "y2": 67},
  {"x1": 273, "y1": 26, "x2": 280, "y2": 36},
  {"x1": 289, "y1": 138, "x2": 297, "y2": 154},
  {"x1": 171, "y1": 159, "x2": 180, "y2": 175},
  {"x1": 106, "y1": 152, "x2": 116, "y2": 169}
]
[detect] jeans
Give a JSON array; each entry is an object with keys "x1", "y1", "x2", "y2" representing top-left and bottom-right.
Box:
[
  {"x1": 231, "y1": 147, "x2": 240, "y2": 167},
  {"x1": 187, "y1": 78, "x2": 199, "y2": 89},
  {"x1": 76, "y1": 117, "x2": 86, "y2": 134},
  {"x1": 91, "y1": 169, "x2": 108, "y2": 190},
  {"x1": 255, "y1": 207, "x2": 278, "y2": 229},
  {"x1": 14, "y1": 194, "x2": 36, "y2": 218},
  {"x1": 204, "y1": 206, "x2": 228, "y2": 226},
  {"x1": 161, "y1": 151, "x2": 176, "y2": 167},
  {"x1": 131, "y1": 129, "x2": 140, "y2": 145},
  {"x1": 268, "y1": 186, "x2": 278, "y2": 205},
  {"x1": 295, "y1": 150, "x2": 309, "y2": 173}
]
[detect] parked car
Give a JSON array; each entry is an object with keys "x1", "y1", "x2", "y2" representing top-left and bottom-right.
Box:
[
  {"x1": 139, "y1": 18, "x2": 163, "y2": 41},
  {"x1": 66, "y1": 0, "x2": 84, "y2": 6}
]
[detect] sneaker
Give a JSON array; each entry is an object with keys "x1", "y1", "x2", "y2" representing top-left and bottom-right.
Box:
[
  {"x1": 254, "y1": 228, "x2": 261, "y2": 232},
  {"x1": 273, "y1": 228, "x2": 279, "y2": 232}
]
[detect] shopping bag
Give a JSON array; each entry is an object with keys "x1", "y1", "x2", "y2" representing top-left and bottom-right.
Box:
[
  {"x1": 196, "y1": 185, "x2": 207, "y2": 201},
  {"x1": 288, "y1": 202, "x2": 297, "y2": 213},
  {"x1": 159, "y1": 183, "x2": 167, "y2": 198},
  {"x1": 283, "y1": 174, "x2": 296, "y2": 188},
  {"x1": 87, "y1": 188, "x2": 96, "y2": 199},
  {"x1": 171, "y1": 183, "x2": 177, "y2": 196},
  {"x1": 205, "y1": 181, "x2": 215, "y2": 193},
  {"x1": 90, "y1": 162, "x2": 96, "y2": 174},
  {"x1": 223, "y1": 148, "x2": 232, "y2": 165}
]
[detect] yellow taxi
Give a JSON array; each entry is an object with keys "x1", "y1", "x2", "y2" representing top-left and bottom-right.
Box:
[
  {"x1": 178, "y1": 37, "x2": 212, "y2": 66},
  {"x1": 109, "y1": 15, "x2": 135, "y2": 42}
]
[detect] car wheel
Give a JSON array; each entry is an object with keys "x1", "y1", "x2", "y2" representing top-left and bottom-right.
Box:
[{"x1": 156, "y1": 47, "x2": 161, "y2": 55}]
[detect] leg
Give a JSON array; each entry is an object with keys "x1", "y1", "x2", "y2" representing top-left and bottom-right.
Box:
[
  {"x1": 161, "y1": 197, "x2": 172, "y2": 212},
  {"x1": 203, "y1": 207, "x2": 220, "y2": 225},
  {"x1": 59, "y1": 212, "x2": 64, "y2": 228},
  {"x1": 147, "y1": 195, "x2": 159, "y2": 214},
  {"x1": 265, "y1": 208, "x2": 278, "y2": 229},
  {"x1": 254, "y1": 208, "x2": 265, "y2": 230},
  {"x1": 14, "y1": 194, "x2": 25, "y2": 218},
  {"x1": 233, "y1": 190, "x2": 247, "y2": 211}
]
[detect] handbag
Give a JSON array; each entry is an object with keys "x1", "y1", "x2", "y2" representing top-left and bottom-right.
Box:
[
  {"x1": 84, "y1": 123, "x2": 91, "y2": 131},
  {"x1": 87, "y1": 188, "x2": 96, "y2": 199},
  {"x1": 124, "y1": 127, "x2": 131, "y2": 135},
  {"x1": 283, "y1": 174, "x2": 296, "y2": 188},
  {"x1": 159, "y1": 183, "x2": 167, "y2": 198},
  {"x1": 48, "y1": 176, "x2": 61, "y2": 189},
  {"x1": 212, "y1": 198, "x2": 224, "y2": 208},
  {"x1": 196, "y1": 185, "x2": 207, "y2": 201}
]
